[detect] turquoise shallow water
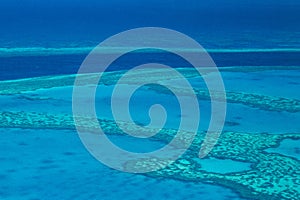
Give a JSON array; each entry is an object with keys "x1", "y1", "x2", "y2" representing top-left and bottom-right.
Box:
[
  {"x1": 193, "y1": 158, "x2": 252, "y2": 174},
  {"x1": 0, "y1": 66, "x2": 299, "y2": 199},
  {"x1": 266, "y1": 139, "x2": 300, "y2": 160},
  {"x1": 1, "y1": 69, "x2": 299, "y2": 134},
  {"x1": 1, "y1": 128, "x2": 247, "y2": 200}
]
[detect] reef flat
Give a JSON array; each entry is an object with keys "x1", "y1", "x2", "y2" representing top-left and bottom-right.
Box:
[
  {"x1": 1, "y1": 67, "x2": 299, "y2": 113},
  {"x1": 2, "y1": 66, "x2": 300, "y2": 95},
  {"x1": 0, "y1": 111, "x2": 299, "y2": 200}
]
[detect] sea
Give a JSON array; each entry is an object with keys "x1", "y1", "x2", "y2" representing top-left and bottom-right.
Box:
[{"x1": 0, "y1": 1, "x2": 299, "y2": 200}]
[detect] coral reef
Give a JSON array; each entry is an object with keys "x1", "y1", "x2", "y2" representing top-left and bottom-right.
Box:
[
  {"x1": 1, "y1": 67, "x2": 299, "y2": 199},
  {"x1": 0, "y1": 111, "x2": 299, "y2": 200},
  {"x1": 1, "y1": 67, "x2": 299, "y2": 112}
]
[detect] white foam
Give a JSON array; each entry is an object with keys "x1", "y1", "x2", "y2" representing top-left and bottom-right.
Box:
[{"x1": 0, "y1": 46, "x2": 300, "y2": 57}]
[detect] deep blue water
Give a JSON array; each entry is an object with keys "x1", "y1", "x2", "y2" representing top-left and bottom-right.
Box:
[
  {"x1": 1, "y1": 0, "x2": 300, "y2": 48},
  {"x1": 0, "y1": 0, "x2": 300, "y2": 51},
  {"x1": 1, "y1": 51, "x2": 300, "y2": 80},
  {"x1": 0, "y1": 0, "x2": 299, "y2": 80}
]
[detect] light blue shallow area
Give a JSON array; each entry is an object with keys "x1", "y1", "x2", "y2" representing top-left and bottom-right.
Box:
[
  {"x1": 221, "y1": 69, "x2": 300, "y2": 99},
  {"x1": 0, "y1": 68, "x2": 299, "y2": 199},
  {"x1": 224, "y1": 102, "x2": 300, "y2": 134},
  {"x1": 193, "y1": 158, "x2": 252, "y2": 174},
  {"x1": 266, "y1": 139, "x2": 300, "y2": 160},
  {"x1": 1, "y1": 71, "x2": 299, "y2": 134},
  {"x1": 189, "y1": 69, "x2": 300, "y2": 99},
  {"x1": 0, "y1": 128, "x2": 247, "y2": 200}
]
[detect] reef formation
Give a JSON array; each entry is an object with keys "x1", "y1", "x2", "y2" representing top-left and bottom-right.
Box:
[{"x1": 0, "y1": 67, "x2": 299, "y2": 200}]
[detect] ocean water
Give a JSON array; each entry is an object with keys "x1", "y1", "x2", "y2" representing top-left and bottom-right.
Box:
[{"x1": 1, "y1": 1, "x2": 300, "y2": 200}]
